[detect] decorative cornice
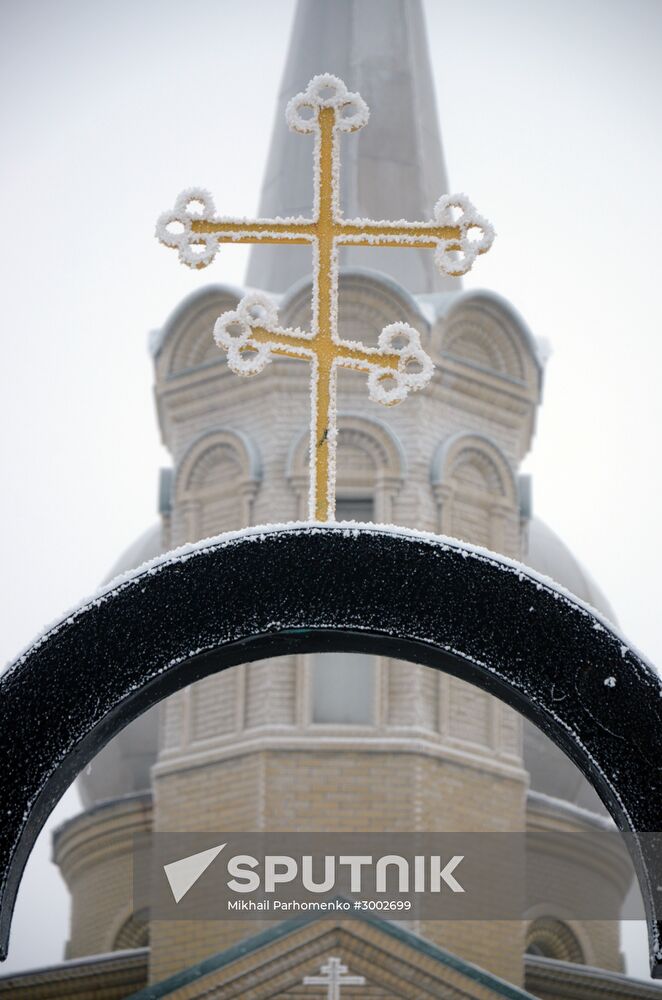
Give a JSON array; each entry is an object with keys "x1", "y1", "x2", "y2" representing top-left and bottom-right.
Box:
[
  {"x1": 0, "y1": 948, "x2": 148, "y2": 998},
  {"x1": 154, "y1": 730, "x2": 527, "y2": 783},
  {"x1": 525, "y1": 955, "x2": 662, "y2": 999}
]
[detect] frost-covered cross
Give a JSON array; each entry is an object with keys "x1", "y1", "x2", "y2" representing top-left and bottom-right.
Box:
[
  {"x1": 303, "y1": 956, "x2": 366, "y2": 999},
  {"x1": 157, "y1": 74, "x2": 494, "y2": 521}
]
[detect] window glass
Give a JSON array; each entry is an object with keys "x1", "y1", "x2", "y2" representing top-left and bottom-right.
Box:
[
  {"x1": 312, "y1": 496, "x2": 375, "y2": 725},
  {"x1": 312, "y1": 652, "x2": 375, "y2": 724},
  {"x1": 335, "y1": 497, "x2": 374, "y2": 522}
]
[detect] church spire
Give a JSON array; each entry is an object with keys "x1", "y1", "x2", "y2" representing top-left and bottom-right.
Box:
[{"x1": 246, "y1": 0, "x2": 458, "y2": 294}]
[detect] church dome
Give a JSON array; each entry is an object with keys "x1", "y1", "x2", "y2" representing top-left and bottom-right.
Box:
[
  {"x1": 522, "y1": 516, "x2": 616, "y2": 814},
  {"x1": 103, "y1": 523, "x2": 164, "y2": 583},
  {"x1": 524, "y1": 517, "x2": 616, "y2": 622},
  {"x1": 77, "y1": 525, "x2": 164, "y2": 808}
]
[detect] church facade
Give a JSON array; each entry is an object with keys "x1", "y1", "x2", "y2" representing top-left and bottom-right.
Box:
[{"x1": 0, "y1": 2, "x2": 657, "y2": 998}]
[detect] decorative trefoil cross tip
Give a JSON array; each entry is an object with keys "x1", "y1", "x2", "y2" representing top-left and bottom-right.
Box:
[{"x1": 156, "y1": 74, "x2": 494, "y2": 521}]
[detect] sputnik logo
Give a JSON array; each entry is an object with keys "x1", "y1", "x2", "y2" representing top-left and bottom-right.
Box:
[
  {"x1": 163, "y1": 843, "x2": 464, "y2": 902},
  {"x1": 163, "y1": 843, "x2": 226, "y2": 903}
]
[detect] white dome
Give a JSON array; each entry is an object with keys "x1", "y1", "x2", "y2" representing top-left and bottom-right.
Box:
[
  {"x1": 524, "y1": 517, "x2": 617, "y2": 623},
  {"x1": 78, "y1": 525, "x2": 164, "y2": 808},
  {"x1": 103, "y1": 523, "x2": 164, "y2": 584}
]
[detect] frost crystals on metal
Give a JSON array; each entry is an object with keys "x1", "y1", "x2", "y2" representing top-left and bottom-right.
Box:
[{"x1": 157, "y1": 74, "x2": 494, "y2": 520}]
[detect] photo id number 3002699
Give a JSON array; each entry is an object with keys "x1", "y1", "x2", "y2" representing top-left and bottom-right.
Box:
[{"x1": 353, "y1": 899, "x2": 412, "y2": 911}]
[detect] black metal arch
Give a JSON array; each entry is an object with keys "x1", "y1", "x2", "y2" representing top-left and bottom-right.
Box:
[{"x1": 1, "y1": 524, "x2": 661, "y2": 974}]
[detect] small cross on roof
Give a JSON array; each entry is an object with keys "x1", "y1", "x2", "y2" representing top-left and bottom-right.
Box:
[{"x1": 303, "y1": 955, "x2": 366, "y2": 998}]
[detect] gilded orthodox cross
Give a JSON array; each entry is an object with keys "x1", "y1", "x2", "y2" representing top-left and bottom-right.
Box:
[
  {"x1": 157, "y1": 74, "x2": 494, "y2": 521},
  {"x1": 303, "y1": 956, "x2": 366, "y2": 998}
]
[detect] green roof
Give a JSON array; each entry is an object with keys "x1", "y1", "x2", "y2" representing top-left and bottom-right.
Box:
[{"x1": 124, "y1": 906, "x2": 537, "y2": 1000}]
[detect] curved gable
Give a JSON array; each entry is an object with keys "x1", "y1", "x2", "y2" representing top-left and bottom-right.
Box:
[
  {"x1": 154, "y1": 284, "x2": 245, "y2": 378},
  {"x1": 437, "y1": 289, "x2": 543, "y2": 393}
]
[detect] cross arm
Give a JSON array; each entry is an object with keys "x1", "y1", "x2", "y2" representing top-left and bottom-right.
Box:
[
  {"x1": 335, "y1": 324, "x2": 434, "y2": 406},
  {"x1": 156, "y1": 187, "x2": 316, "y2": 268},
  {"x1": 337, "y1": 220, "x2": 461, "y2": 246},
  {"x1": 246, "y1": 326, "x2": 403, "y2": 376},
  {"x1": 192, "y1": 218, "x2": 316, "y2": 245},
  {"x1": 336, "y1": 194, "x2": 495, "y2": 276},
  {"x1": 212, "y1": 292, "x2": 434, "y2": 409}
]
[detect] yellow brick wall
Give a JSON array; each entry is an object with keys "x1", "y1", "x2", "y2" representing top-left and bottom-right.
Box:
[
  {"x1": 53, "y1": 794, "x2": 152, "y2": 959},
  {"x1": 149, "y1": 747, "x2": 528, "y2": 985}
]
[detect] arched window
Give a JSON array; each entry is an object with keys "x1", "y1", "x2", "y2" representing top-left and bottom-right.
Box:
[
  {"x1": 431, "y1": 432, "x2": 518, "y2": 556},
  {"x1": 438, "y1": 291, "x2": 542, "y2": 394},
  {"x1": 113, "y1": 908, "x2": 149, "y2": 950},
  {"x1": 289, "y1": 417, "x2": 405, "y2": 727},
  {"x1": 154, "y1": 285, "x2": 243, "y2": 377},
  {"x1": 525, "y1": 917, "x2": 585, "y2": 963},
  {"x1": 173, "y1": 428, "x2": 261, "y2": 543},
  {"x1": 287, "y1": 414, "x2": 405, "y2": 521},
  {"x1": 443, "y1": 302, "x2": 524, "y2": 379}
]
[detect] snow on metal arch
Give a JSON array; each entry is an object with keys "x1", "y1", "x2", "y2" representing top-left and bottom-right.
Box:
[{"x1": 1, "y1": 523, "x2": 662, "y2": 973}]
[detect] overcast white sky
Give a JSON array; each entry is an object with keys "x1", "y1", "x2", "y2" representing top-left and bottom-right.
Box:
[{"x1": 1, "y1": 0, "x2": 660, "y2": 980}]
